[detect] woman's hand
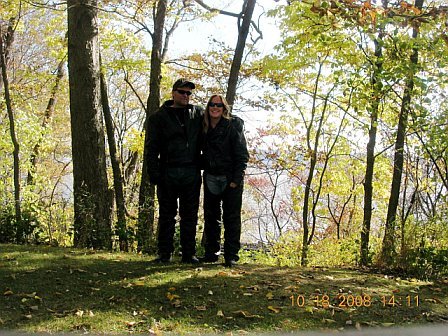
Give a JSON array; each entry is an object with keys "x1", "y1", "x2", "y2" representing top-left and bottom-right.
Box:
[{"x1": 229, "y1": 182, "x2": 238, "y2": 188}]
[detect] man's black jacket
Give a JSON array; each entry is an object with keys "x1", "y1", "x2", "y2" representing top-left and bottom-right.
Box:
[
  {"x1": 203, "y1": 116, "x2": 249, "y2": 186},
  {"x1": 146, "y1": 100, "x2": 203, "y2": 184}
]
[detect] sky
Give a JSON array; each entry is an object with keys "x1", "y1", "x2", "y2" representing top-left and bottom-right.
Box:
[{"x1": 168, "y1": 1, "x2": 283, "y2": 134}]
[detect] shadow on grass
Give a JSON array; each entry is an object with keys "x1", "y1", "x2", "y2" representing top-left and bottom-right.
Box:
[{"x1": 0, "y1": 244, "x2": 446, "y2": 334}]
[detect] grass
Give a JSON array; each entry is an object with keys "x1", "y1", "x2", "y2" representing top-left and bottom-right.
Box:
[{"x1": 0, "y1": 244, "x2": 447, "y2": 334}]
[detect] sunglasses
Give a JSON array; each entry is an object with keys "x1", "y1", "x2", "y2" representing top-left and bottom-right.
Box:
[
  {"x1": 176, "y1": 89, "x2": 192, "y2": 96},
  {"x1": 208, "y1": 102, "x2": 224, "y2": 108}
]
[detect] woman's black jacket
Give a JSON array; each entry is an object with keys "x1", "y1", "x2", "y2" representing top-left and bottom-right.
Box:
[{"x1": 202, "y1": 116, "x2": 249, "y2": 186}]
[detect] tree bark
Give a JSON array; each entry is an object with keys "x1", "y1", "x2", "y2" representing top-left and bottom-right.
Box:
[
  {"x1": 360, "y1": 0, "x2": 388, "y2": 265},
  {"x1": 226, "y1": 0, "x2": 256, "y2": 107},
  {"x1": 381, "y1": 0, "x2": 423, "y2": 266},
  {"x1": 100, "y1": 63, "x2": 128, "y2": 252},
  {"x1": 138, "y1": 0, "x2": 167, "y2": 253},
  {"x1": 1, "y1": 24, "x2": 22, "y2": 240},
  {"x1": 67, "y1": 0, "x2": 112, "y2": 249}
]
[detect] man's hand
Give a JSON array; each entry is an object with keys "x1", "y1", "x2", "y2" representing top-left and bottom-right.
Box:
[{"x1": 229, "y1": 182, "x2": 238, "y2": 188}]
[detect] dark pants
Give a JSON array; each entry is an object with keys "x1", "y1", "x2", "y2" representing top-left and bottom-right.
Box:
[
  {"x1": 203, "y1": 175, "x2": 243, "y2": 261},
  {"x1": 157, "y1": 166, "x2": 201, "y2": 258}
]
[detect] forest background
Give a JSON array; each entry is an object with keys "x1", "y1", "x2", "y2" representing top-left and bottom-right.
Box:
[{"x1": 0, "y1": 0, "x2": 447, "y2": 278}]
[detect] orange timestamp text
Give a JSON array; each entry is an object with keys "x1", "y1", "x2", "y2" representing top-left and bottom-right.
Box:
[{"x1": 290, "y1": 294, "x2": 420, "y2": 309}]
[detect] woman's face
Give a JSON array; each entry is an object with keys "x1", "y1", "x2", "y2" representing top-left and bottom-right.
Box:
[{"x1": 208, "y1": 96, "x2": 224, "y2": 121}]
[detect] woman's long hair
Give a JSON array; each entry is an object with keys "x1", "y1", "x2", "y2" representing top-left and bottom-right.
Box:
[{"x1": 203, "y1": 94, "x2": 232, "y2": 133}]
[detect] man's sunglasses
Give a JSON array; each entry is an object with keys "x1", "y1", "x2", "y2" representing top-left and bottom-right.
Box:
[
  {"x1": 208, "y1": 102, "x2": 224, "y2": 108},
  {"x1": 176, "y1": 89, "x2": 192, "y2": 96}
]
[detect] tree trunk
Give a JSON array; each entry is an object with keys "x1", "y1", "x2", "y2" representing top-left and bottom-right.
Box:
[
  {"x1": 67, "y1": 0, "x2": 112, "y2": 249},
  {"x1": 100, "y1": 64, "x2": 128, "y2": 252},
  {"x1": 138, "y1": 0, "x2": 167, "y2": 253},
  {"x1": 360, "y1": 3, "x2": 387, "y2": 265},
  {"x1": 27, "y1": 57, "x2": 66, "y2": 185},
  {"x1": 381, "y1": 0, "x2": 423, "y2": 266},
  {"x1": 1, "y1": 25, "x2": 22, "y2": 240},
  {"x1": 226, "y1": 0, "x2": 256, "y2": 107}
]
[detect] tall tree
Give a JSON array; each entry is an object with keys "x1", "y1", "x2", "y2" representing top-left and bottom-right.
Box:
[
  {"x1": 138, "y1": 0, "x2": 168, "y2": 253},
  {"x1": 1, "y1": 20, "x2": 22, "y2": 238},
  {"x1": 67, "y1": 0, "x2": 112, "y2": 249},
  {"x1": 226, "y1": 0, "x2": 256, "y2": 106},
  {"x1": 100, "y1": 64, "x2": 128, "y2": 251},
  {"x1": 360, "y1": 0, "x2": 388, "y2": 266},
  {"x1": 381, "y1": 0, "x2": 424, "y2": 265}
]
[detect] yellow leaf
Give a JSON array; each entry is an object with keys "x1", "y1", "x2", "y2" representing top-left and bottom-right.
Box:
[
  {"x1": 134, "y1": 281, "x2": 145, "y2": 286},
  {"x1": 305, "y1": 306, "x2": 314, "y2": 314},
  {"x1": 3, "y1": 290, "x2": 13, "y2": 296},
  {"x1": 266, "y1": 292, "x2": 274, "y2": 300},
  {"x1": 382, "y1": 322, "x2": 395, "y2": 327},
  {"x1": 267, "y1": 306, "x2": 281, "y2": 313},
  {"x1": 166, "y1": 293, "x2": 180, "y2": 301},
  {"x1": 217, "y1": 310, "x2": 224, "y2": 317},
  {"x1": 168, "y1": 287, "x2": 176, "y2": 291}
]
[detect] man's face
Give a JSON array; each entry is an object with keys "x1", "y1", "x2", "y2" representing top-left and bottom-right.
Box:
[{"x1": 172, "y1": 86, "x2": 192, "y2": 108}]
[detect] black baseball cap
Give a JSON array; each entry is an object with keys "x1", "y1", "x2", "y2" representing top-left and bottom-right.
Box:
[{"x1": 172, "y1": 78, "x2": 195, "y2": 90}]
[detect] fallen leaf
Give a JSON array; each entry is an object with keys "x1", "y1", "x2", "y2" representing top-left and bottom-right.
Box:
[
  {"x1": 217, "y1": 271, "x2": 228, "y2": 277},
  {"x1": 266, "y1": 292, "x2": 274, "y2": 300},
  {"x1": 243, "y1": 293, "x2": 253, "y2": 296},
  {"x1": 134, "y1": 281, "x2": 145, "y2": 286},
  {"x1": 24, "y1": 314, "x2": 32, "y2": 319},
  {"x1": 195, "y1": 305, "x2": 207, "y2": 311},
  {"x1": 234, "y1": 310, "x2": 263, "y2": 319},
  {"x1": 125, "y1": 321, "x2": 137, "y2": 327},
  {"x1": 168, "y1": 287, "x2": 176, "y2": 291},
  {"x1": 305, "y1": 306, "x2": 314, "y2": 314},
  {"x1": 217, "y1": 310, "x2": 224, "y2": 317},
  {"x1": 3, "y1": 290, "x2": 13, "y2": 296},
  {"x1": 30, "y1": 306, "x2": 39, "y2": 311},
  {"x1": 166, "y1": 293, "x2": 180, "y2": 301},
  {"x1": 171, "y1": 299, "x2": 181, "y2": 308},
  {"x1": 267, "y1": 306, "x2": 281, "y2": 313},
  {"x1": 323, "y1": 318, "x2": 336, "y2": 324},
  {"x1": 382, "y1": 322, "x2": 395, "y2": 327},
  {"x1": 75, "y1": 310, "x2": 84, "y2": 317},
  {"x1": 208, "y1": 290, "x2": 213, "y2": 295}
]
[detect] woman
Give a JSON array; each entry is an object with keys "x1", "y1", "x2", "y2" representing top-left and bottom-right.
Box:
[{"x1": 200, "y1": 94, "x2": 249, "y2": 267}]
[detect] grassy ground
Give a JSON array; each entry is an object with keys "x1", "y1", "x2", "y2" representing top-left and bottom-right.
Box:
[{"x1": 0, "y1": 244, "x2": 447, "y2": 334}]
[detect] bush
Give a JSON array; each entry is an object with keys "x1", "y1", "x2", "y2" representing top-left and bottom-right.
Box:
[
  {"x1": 0, "y1": 207, "x2": 40, "y2": 244},
  {"x1": 401, "y1": 247, "x2": 448, "y2": 279}
]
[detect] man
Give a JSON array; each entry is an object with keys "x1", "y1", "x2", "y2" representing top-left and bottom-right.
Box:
[{"x1": 146, "y1": 78, "x2": 203, "y2": 264}]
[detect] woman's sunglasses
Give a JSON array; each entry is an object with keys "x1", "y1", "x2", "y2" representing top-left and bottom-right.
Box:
[
  {"x1": 176, "y1": 89, "x2": 192, "y2": 96},
  {"x1": 208, "y1": 102, "x2": 224, "y2": 108}
]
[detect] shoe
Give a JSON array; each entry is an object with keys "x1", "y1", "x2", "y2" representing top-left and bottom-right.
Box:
[
  {"x1": 224, "y1": 259, "x2": 237, "y2": 267},
  {"x1": 199, "y1": 254, "x2": 219, "y2": 263},
  {"x1": 152, "y1": 254, "x2": 172, "y2": 263},
  {"x1": 181, "y1": 256, "x2": 200, "y2": 264}
]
